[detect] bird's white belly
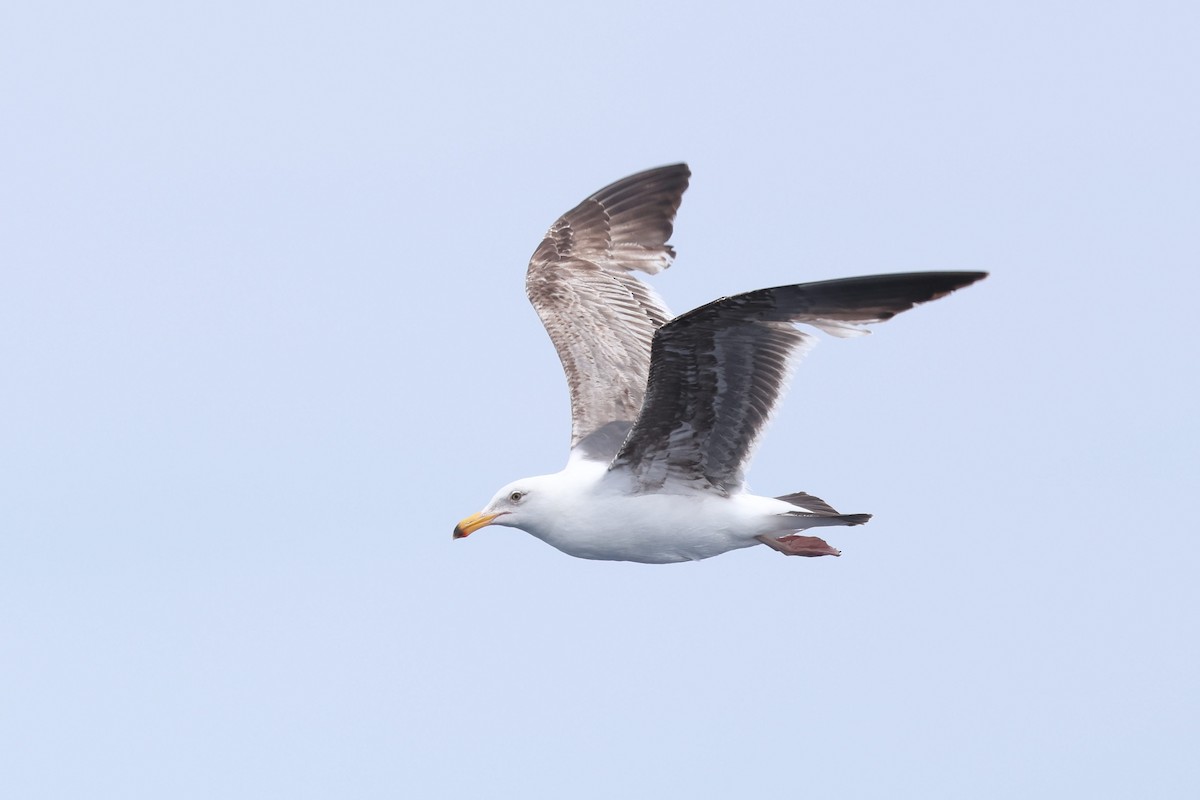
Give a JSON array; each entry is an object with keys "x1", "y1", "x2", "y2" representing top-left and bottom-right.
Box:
[{"x1": 527, "y1": 492, "x2": 780, "y2": 564}]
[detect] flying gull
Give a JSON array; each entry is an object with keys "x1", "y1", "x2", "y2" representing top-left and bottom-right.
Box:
[{"x1": 454, "y1": 165, "x2": 985, "y2": 563}]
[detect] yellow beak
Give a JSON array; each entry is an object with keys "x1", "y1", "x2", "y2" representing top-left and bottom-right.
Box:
[{"x1": 453, "y1": 511, "x2": 502, "y2": 539}]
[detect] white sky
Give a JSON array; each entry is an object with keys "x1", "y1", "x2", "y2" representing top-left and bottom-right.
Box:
[{"x1": 2, "y1": 1, "x2": 1198, "y2": 797}]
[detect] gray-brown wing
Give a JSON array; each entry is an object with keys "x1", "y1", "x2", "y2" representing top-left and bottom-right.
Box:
[
  {"x1": 609, "y1": 272, "x2": 988, "y2": 494},
  {"x1": 526, "y1": 164, "x2": 691, "y2": 454}
]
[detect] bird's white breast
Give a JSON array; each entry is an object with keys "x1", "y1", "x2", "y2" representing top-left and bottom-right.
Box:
[{"x1": 520, "y1": 463, "x2": 790, "y2": 563}]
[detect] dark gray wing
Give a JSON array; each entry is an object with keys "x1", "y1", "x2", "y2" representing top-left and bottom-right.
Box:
[
  {"x1": 608, "y1": 272, "x2": 988, "y2": 494},
  {"x1": 526, "y1": 164, "x2": 691, "y2": 455}
]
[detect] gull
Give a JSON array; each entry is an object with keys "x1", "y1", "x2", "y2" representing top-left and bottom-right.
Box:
[{"x1": 454, "y1": 164, "x2": 985, "y2": 563}]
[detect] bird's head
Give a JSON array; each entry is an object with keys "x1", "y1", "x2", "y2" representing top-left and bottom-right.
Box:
[{"x1": 453, "y1": 476, "x2": 553, "y2": 540}]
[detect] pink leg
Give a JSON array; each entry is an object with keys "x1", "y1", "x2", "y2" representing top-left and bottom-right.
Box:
[{"x1": 756, "y1": 534, "x2": 841, "y2": 557}]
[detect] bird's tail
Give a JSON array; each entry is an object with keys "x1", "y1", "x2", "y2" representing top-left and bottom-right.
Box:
[
  {"x1": 781, "y1": 511, "x2": 872, "y2": 528},
  {"x1": 775, "y1": 490, "x2": 871, "y2": 528}
]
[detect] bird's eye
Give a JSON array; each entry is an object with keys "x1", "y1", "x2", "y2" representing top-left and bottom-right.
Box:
[{"x1": 509, "y1": 491, "x2": 524, "y2": 503}]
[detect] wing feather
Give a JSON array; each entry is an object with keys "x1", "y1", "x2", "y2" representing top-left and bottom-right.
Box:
[
  {"x1": 526, "y1": 164, "x2": 691, "y2": 454},
  {"x1": 609, "y1": 272, "x2": 988, "y2": 493}
]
